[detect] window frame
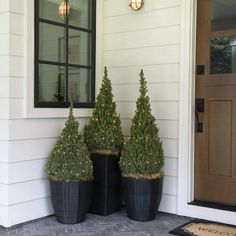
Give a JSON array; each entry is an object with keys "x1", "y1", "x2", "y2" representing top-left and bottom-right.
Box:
[{"x1": 34, "y1": 0, "x2": 96, "y2": 108}]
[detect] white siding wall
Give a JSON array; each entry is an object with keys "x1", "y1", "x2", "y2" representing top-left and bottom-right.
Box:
[
  {"x1": 103, "y1": 0, "x2": 180, "y2": 214},
  {"x1": 0, "y1": 0, "x2": 10, "y2": 227},
  {"x1": 0, "y1": 0, "x2": 89, "y2": 227},
  {"x1": 0, "y1": 0, "x2": 181, "y2": 227}
]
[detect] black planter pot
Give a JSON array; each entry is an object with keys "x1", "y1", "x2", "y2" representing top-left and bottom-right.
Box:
[
  {"x1": 50, "y1": 179, "x2": 93, "y2": 224},
  {"x1": 122, "y1": 176, "x2": 163, "y2": 221},
  {"x1": 89, "y1": 153, "x2": 122, "y2": 215}
]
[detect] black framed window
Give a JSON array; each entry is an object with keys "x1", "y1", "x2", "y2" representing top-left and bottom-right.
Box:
[{"x1": 34, "y1": 0, "x2": 96, "y2": 108}]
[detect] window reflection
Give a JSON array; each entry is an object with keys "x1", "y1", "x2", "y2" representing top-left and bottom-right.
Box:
[{"x1": 210, "y1": 36, "x2": 236, "y2": 74}]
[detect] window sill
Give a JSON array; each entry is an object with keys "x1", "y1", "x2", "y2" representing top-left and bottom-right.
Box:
[{"x1": 25, "y1": 107, "x2": 93, "y2": 119}]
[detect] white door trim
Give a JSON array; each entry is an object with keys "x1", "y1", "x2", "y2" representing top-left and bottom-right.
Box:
[{"x1": 178, "y1": 0, "x2": 236, "y2": 225}]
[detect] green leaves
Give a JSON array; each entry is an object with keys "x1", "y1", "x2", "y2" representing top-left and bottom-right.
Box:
[
  {"x1": 84, "y1": 67, "x2": 124, "y2": 154},
  {"x1": 46, "y1": 106, "x2": 93, "y2": 181},
  {"x1": 119, "y1": 70, "x2": 164, "y2": 176}
]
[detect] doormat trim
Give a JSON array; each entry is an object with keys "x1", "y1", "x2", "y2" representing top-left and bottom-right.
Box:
[{"x1": 169, "y1": 219, "x2": 236, "y2": 236}]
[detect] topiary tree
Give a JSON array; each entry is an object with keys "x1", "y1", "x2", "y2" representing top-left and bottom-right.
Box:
[
  {"x1": 46, "y1": 105, "x2": 93, "y2": 181},
  {"x1": 119, "y1": 70, "x2": 164, "y2": 178},
  {"x1": 84, "y1": 67, "x2": 123, "y2": 155}
]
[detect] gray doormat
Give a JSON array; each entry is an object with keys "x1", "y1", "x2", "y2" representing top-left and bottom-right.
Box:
[{"x1": 169, "y1": 220, "x2": 236, "y2": 236}]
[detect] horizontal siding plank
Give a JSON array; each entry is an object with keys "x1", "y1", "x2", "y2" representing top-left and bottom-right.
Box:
[
  {"x1": 0, "y1": 77, "x2": 9, "y2": 98},
  {"x1": 151, "y1": 0, "x2": 180, "y2": 10},
  {"x1": 8, "y1": 179, "x2": 50, "y2": 205},
  {"x1": 121, "y1": 119, "x2": 178, "y2": 139},
  {"x1": 0, "y1": 56, "x2": 9, "y2": 77},
  {"x1": 7, "y1": 197, "x2": 53, "y2": 227},
  {"x1": 0, "y1": 98, "x2": 24, "y2": 119},
  {"x1": 9, "y1": 12, "x2": 24, "y2": 35},
  {"x1": 0, "y1": 184, "x2": 8, "y2": 205},
  {"x1": 104, "y1": 0, "x2": 180, "y2": 18},
  {"x1": 0, "y1": 34, "x2": 9, "y2": 55},
  {"x1": 0, "y1": 99, "x2": 9, "y2": 119},
  {"x1": 159, "y1": 194, "x2": 177, "y2": 214},
  {"x1": 0, "y1": 205, "x2": 8, "y2": 227},
  {"x1": 0, "y1": 163, "x2": 8, "y2": 184},
  {"x1": 104, "y1": 26, "x2": 180, "y2": 51},
  {"x1": 9, "y1": 77, "x2": 24, "y2": 98},
  {"x1": 9, "y1": 98, "x2": 24, "y2": 119},
  {"x1": 0, "y1": 121, "x2": 9, "y2": 140},
  {"x1": 162, "y1": 139, "x2": 178, "y2": 158},
  {"x1": 163, "y1": 176, "x2": 177, "y2": 196},
  {"x1": 113, "y1": 83, "x2": 179, "y2": 102},
  {"x1": 0, "y1": 13, "x2": 9, "y2": 34},
  {"x1": 9, "y1": 35, "x2": 24, "y2": 56},
  {"x1": 8, "y1": 138, "x2": 56, "y2": 163},
  {"x1": 164, "y1": 157, "x2": 178, "y2": 177},
  {"x1": 104, "y1": 7, "x2": 180, "y2": 34},
  {"x1": 103, "y1": 45, "x2": 179, "y2": 67},
  {"x1": 0, "y1": 1, "x2": 9, "y2": 12},
  {"x1": 117, "y1": 101, "x2": 178, "y2": 120},
  {"x1": 9, "y1": 56, "x2": 24, "y2": 77},
  {"x1": 0, "y1": 77, "x2": 25, "y2": 100},
  {"x1": 108, "y1": 64, "x2": 179, "y2": 84},
  {"x1": 8, "y1": 160, "x2": 47, "y2": 184},
  {"x1": 9, "y1": 118, "x2": 87, "y2": 140},
  {"x1": 9, "y1": 0, "x2": 24, "y2": 14},
  {"x1": 6, "y1": 157, "x2": 177, "y2": 184}
]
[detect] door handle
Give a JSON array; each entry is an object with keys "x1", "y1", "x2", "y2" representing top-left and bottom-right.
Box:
[{"x1": 195, "y1": 98, "x2": 204, "y2": 133}]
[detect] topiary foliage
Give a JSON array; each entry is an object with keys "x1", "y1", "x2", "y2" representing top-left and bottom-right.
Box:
[
  {"x1": 46, "y1": 105, "x2": 93, "y2": 181},
  {"x1": 84, "y1": 67, "x2": 123, "y2": 154},
  {"x1": 119, "y1": 70, "x2": 164, "y2": 178}
]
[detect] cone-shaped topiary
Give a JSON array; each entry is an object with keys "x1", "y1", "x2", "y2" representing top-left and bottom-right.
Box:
[
  {"x1": 119, "y1": 70, "x2": 164, "y2": 178},
  {"x1": 84, "y1": 67, "x2": 123, "y2": 155},
  {"x1": 46, "y1": 105, "x2": 93, "y2": 181}
]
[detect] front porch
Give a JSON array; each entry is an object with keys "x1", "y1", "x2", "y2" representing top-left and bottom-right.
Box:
[{"x1": 0, "y1": 210, "x2": 189, "y2": 236}]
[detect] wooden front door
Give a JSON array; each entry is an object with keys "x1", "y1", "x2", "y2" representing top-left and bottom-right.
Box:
[{"x1": 195, "y1": 0, "x2": 236, "y2": 206}]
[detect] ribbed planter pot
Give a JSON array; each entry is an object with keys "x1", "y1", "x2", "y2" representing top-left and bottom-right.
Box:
[
  {"x1": 122, "y1": 176, "x2": 163, "y2": 221},
  {"x1": 50, "y1": 179, "x2": 93, "y2": 224},
  {"x1": 89, "y1": 153, "x2": 122, "y2": 215}
]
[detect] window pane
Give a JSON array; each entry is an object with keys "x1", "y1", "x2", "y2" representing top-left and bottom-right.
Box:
[
  {"x1": 210, "y1": 36, "x2": 236, "y2": 74},
  {"x1": 38, "y1": 64, "x2": 66, "y2": 102},
  {"x1": 68, "y1": 68, "x2": 92, "y2": 103},
  {"x1": 39, "y1": 22, "x2": 66, "y2": 63},
  {"x1": 68, "y1": 29, "x2": 91, "y2": 66},
  {"x1": 40, "y1": 0, "x2": 64, "y2": 23},
  {"x1": 69, "y1": 0, "x2": 92, "y2": 29},
  {"x1": 211, "y1": 0, "x2": 236, "y2": 31}
]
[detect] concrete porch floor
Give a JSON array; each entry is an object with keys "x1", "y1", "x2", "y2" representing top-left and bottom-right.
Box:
[{"x1": 0, "y1": 210, "x2": 190, "y2": 236}]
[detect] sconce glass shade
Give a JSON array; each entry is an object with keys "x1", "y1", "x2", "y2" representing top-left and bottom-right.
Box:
[
  {"x1": 58, "y1": 0, "x2": 70, "y2": 20},
  {"x1": 129, "y1": 0, "x2": 144, "y2": 11}
]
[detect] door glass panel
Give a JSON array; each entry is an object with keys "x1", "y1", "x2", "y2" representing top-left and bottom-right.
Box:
[
  {"x1": 211, "y1": 0, "x2": 236, "y2": 31},
  {"x1": 210, "y1": 36, "x2": 236, "y2": 74}
]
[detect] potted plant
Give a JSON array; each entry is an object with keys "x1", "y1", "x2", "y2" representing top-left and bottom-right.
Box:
[
  {"x1": 119, "y1": 70, "x2": 164, "y2": 222},
  {"x1": 84, "y1": 67, "x2": 124, "y2": 215},
  {"x1": 46, "y1": 105, "x2": 93, "y2": 224}
]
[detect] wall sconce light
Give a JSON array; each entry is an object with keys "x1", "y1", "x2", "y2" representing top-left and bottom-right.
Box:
[
  {"x1": 58, "y1": 0, "x2": 70, "y2": 20},
  {"x1": 129, "y1": 0, "x2": 144, "y2": 11}
]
